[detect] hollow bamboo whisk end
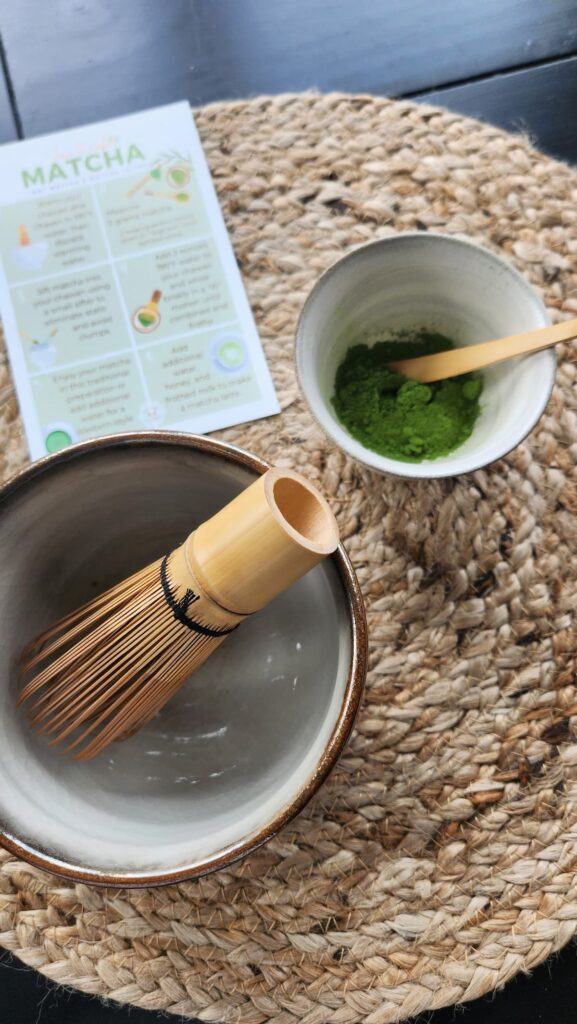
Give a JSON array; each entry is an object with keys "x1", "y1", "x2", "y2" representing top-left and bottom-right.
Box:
[{"x1": 18, "y1": 468, "x2": 339, "y2": 760}]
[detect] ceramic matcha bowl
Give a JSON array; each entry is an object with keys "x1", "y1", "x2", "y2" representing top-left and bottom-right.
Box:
[
  {"x1": 0, "y1": 433, "x2": 366, "y2": 886},
  {"x1": 296, "y1": 233, "x2": 556, "y2": 479}
]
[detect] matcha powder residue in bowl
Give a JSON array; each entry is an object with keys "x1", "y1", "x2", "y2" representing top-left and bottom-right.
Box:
[{"x1": 332, "y1": 331, "x2": 483, "y2": 462}]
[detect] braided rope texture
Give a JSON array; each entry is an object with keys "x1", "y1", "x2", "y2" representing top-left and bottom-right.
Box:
[{"x1": 2, "y1": 93, "x2": 577, "y2": 1023}]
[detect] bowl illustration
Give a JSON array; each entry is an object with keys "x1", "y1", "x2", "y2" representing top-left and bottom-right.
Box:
[
  {"x1": 166, "y1": 163, "x2": 191, "y2": 189},
  {"x1": 139, "y1": 401, "x2": 165, "y2": 428},
  {"x1": 28, "y1": 338, "x2": 57, "y2": 370},
  {"x1": 132, "y1": 307, "x2": 161, "y2": 333},
  {"x1": 11, "y1": 240, "x2": 49, "y2": 273},
  {"x1": 210, "y1": 334, "x2": 248, "y2": 374},
  {"x1": 133, "y1": 290, "x2": 162, "y2": 334}
]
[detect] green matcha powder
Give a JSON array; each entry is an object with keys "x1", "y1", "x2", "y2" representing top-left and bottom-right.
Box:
[{"x1": 332, "y1": 331, "x2": 483, "y2": 462}]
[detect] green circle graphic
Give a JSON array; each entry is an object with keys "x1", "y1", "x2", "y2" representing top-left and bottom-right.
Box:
[
  {"x1": 167, "y1": 166, "x2": 190, "y2": 188},
  {"x1": 217, "y1": 341, "x2": 244, "y2": 369},
  {"x1": 45, "y1": 429, "x2": 72, "y2": 454}
]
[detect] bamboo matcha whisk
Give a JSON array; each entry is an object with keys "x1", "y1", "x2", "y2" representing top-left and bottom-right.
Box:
[{"x1": 19, "y1": 468, "x2": 339, "y2": 760}]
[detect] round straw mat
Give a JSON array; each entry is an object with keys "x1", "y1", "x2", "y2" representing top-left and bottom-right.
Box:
[{"x1": 2, "y1": 93, "x2": 577, "y2": 1024}]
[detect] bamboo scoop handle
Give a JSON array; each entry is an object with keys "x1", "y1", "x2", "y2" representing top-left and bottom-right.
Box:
[
  {"x1": 389, "y1": 317, "x2": 577, "y2": 383},
  {"x1": 185, "y1": 467, "x2": 339, "y2": 616}
]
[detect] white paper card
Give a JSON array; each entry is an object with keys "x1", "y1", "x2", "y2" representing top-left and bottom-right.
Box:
[{"x1": 0, "y1": 101, "x2": 279, "y2": 458}]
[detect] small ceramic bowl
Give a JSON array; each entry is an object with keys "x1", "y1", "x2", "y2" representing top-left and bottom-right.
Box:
[
  {"x1": 296, "y1": 233, "x2": 556, "y2": 478},
  {"x1": 0, "y1": 433, "x2": 366, "y2": 886}
]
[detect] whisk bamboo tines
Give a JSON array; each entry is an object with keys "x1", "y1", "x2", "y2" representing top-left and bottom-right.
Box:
[{"x1": 18, "y1": 468, "x2": 339, "y2": 761}]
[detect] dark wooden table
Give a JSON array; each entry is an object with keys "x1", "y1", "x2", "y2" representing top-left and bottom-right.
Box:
[
  {"x1": 1, "y1": 2, "x2": 577, "y2": 1021},
  {"x1": 1, "y1": 0, "x2": 577, "y2": 163}
]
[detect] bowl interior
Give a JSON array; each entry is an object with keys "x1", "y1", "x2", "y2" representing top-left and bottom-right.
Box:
[
  {"x1": 297, "y1": 234, "x2": 555, "y2": 477},
  {"x1": 0, "y1": 441, "x2": 355, "y2": 881}
]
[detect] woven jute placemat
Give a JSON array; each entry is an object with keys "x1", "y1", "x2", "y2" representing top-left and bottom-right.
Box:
[{"x1": 2, "y1": 92, "x2": 577, "y2": 1023}]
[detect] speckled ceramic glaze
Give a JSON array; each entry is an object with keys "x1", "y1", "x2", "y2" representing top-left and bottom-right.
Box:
[
  {"x1": 0, "y1": 434, "x2": 366, "y2": 886},
  {"x1": 296, "y1": 233, "x2": 556, "y2": 478}
]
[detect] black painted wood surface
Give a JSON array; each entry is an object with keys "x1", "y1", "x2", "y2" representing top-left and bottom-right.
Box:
[
  {"x1": 422, "y1": 54, "x2": 577, "y2": 164},
  {"x1": 1, "y1": 0, "x2": 577, "y2": 140},
  {"x1": 0, "y1": 43, "x2": 17, "y2": 142}
]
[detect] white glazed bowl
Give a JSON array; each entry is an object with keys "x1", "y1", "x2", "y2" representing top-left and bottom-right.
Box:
[
  {"x1": 296, "y1": 233, "x2": 556, "y2": 478},
  {"x1": 0, "y1": 434, "x2": 366, "y2": 886}
]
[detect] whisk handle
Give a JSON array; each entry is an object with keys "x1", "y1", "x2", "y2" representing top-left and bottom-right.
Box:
[{"x1": 187, "y1": 468, "x2": 339, "y2": 616}]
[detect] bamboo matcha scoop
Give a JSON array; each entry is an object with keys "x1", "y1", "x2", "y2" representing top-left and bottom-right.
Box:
[
  {"x1": 389, "y1": 317, "x2": 577, "y2": 383},
  {"x1": 19, "y1": 467, "x2": 339, "y2": 760}
]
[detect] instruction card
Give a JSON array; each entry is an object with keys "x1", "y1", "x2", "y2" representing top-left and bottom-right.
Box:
[{"x1": 0, "y1": 101, "x2": 279, "y2": 458}]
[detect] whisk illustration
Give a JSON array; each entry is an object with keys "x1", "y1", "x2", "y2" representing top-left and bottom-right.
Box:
[{"x1": 19, "y1": 468, "x2": 339, "y2": 760}]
